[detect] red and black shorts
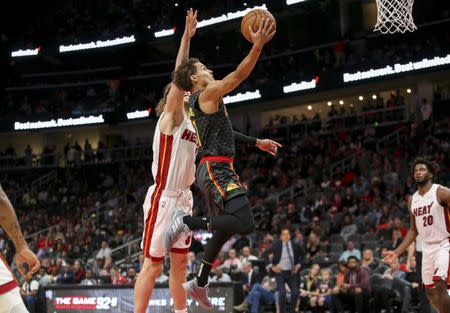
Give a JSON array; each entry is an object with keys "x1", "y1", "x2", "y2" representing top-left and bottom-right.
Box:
[{"x1": 197, "y1": 156, "x2": 247, "y2": 215}]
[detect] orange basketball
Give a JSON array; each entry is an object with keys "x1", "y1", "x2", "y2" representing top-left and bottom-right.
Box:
[{"x1": 241, "y1": 9, "x2": 277, "y2": 43}]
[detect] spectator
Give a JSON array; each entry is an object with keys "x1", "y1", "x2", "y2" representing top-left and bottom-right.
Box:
[
  {"x1": 240, "y1": 246, "x2": 258, "y2": 264},
  {"x1": 420, "y1": 98, "x2": 433, "y2": 126},
  {"x1": 222, "y1": 248, "x2": 242, "y2": 271},
  {"x1": 210, "y1": 266, "x2": 232, "y2": 283},
  {"x1": 234, "y1": 276, "x2": 277, "y2": 313},
  {"x1": 340, "y1": 215, "x2": 358, "y2": 242},
  {"x1": 361, "y1": 249, "x2": 377, "y2": 273},
  {"x1": 37, "y1": 267, "x2": 54, "y2": 287},
  {"x1": 390, "y1": 228, "x2": 404, "y2": 250},
  {"x1": 56, "y1": 262, "x2": 75, "y2": 284},
  {"x1": 20, "y1": 273, "x2": 40, "y2": 313},
  {"x1": 332, "y1": 256, "x2": 370, "y2": 313},
  {"x1": 263, "y1": 228, "x2": 303, "y2": 313},
  {"x1": 305, "y1": 232, "x2": 322, "y2": 264},
  {"x1": 73, "y1": 260, "x2": 85, "y2": 284},
  {"x1": 80, "y1": 270, "x2": 97, "y2": 285},
  {"x1": 339, "y1": 241, "x2": 361, "y2": 262},
  {"x1": 240, "y1": 261, "x2": 262, "y2": 294},
  {"x1": 314, "y1": 268, "x2": 335, "y2": 312},
  {"x1": 96, "y1": 241, "x2": 112, "y2": 259},
  {"x1": 187, "y1": 252, "x2": 200, "y2": 276},
  {"x1": 299, "y1": 263, "x2": 320, "y2": 310},
  {"x1": 111, "y1": 266, "x2": 127, "y2": 285},
  {"x1": 126, "y1": 268, "x2": 137, "y2": 285},
  {"x1": 374, "y1": 258, "x2": 416, "y2": 313}
]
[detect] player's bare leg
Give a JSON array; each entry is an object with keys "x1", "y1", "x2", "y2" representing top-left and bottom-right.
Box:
[
  {"x1": 169, "y1": 252, "x2": 189, "y2": 312},
  {"x1": 134, "y1": 257, "x2": 163, "y2": 313},
  {"x1": 425, "y1": 280, "x2": 450, "y2": 313}
]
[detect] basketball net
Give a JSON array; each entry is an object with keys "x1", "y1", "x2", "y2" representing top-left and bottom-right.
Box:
[{"x1": 374, "y1": 0, "x2": 417, "y2": 34}]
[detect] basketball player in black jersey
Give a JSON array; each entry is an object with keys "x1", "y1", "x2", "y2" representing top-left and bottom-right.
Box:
[{"x1": 163, "y1": 19, "x2": 277, "y2": 308}]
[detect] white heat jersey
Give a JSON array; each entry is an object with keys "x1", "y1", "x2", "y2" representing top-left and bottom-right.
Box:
[
  {"x1": 0, "y1": 254, "x2": 16, "y2": 293},
  {"x1": 411, "y1": 184, "x2": 450, "y2": 244},
  {"x1": 151, "y1": 113, "x2": 197, "y2": 191}
]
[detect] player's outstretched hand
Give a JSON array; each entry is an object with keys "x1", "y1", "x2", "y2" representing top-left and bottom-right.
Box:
[
  {"x1": 256, "y1": 139, "x2": 282, "y2": 156},
  {"x1": 184, "y1": 8, "x2": 198, "y2": 38},
  {"x1": 15, "y1": 247, "x2": 40, "y2": 278},
  {"x1": 249, "y1": 18, "x2": 276, "y2": 49},
  {"x1": 381, "y1": 250, "x2": 397, "y2": 265}
]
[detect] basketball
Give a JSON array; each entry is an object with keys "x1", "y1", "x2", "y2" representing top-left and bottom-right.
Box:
[{"x1": 241, "y1": 9, "x2": 277, "y2": 43}]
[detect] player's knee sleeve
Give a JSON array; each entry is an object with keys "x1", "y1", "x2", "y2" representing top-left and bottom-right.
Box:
[{"x1": 226, "y1": 196, "x2": 255, "y2": 234}]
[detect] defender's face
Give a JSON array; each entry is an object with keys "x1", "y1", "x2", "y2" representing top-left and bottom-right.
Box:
[
  {"x1": 192, "y1": 62, "x2": 214, "y2": 86},
  {"x1": 414, "y1": 164, "x2": 432, "y2": 184}
]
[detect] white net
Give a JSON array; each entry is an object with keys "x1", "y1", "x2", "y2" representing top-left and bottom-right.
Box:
[{"x1": 374, "y1": 0, "x2": 417, "y2": 34}]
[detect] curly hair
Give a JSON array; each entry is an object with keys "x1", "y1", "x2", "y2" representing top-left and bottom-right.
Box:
[
  {"x1": 173, "y1": 58, "x2": 200, "y2": 91},
  {"x1": 410, "y1": 157, "x2": 440, "y2": 177}
]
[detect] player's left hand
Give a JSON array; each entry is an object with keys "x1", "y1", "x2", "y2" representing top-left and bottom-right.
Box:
[
  {"x1": 256, "y1": 139, "x2": 282, "y2": 156},
  {"x1": 185, "y1": 8, "x2": 198, "y2": 38},
  {"x1": 15, "y1": 247, "x2": 40, "y2": 278}
]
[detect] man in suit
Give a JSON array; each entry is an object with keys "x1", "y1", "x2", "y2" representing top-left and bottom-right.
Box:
[
  {"x1": 262, "y1": 228, "x2": 304, "y2": 313},
  {"x1": 240, "y1": 261, "x2": 262, "y2": 294}
]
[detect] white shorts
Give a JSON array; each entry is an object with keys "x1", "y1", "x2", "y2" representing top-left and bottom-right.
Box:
[
  {"x1": 141, "y1": 185, "x2": 193, "y2": 262},
  {"x1": 0, "y1": 287, "x2": 27, "y2": 313},
  {"x1": 422, "y1": 239, "x2": 450, "y2": 288}
]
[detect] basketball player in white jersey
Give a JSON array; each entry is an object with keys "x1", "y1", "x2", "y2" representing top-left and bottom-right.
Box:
[
  {"x1": 0, "y1": 184, "x2": 40, "y2": 313},
  {"x1": 133, "y1": 9, "x2": 198, "y2": 313},
  {"x1": 383, "y1": 157, "x2": 450, "y2": 313}
]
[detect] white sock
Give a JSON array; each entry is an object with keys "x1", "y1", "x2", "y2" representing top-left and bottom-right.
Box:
[{"x1": 174, "y1": 309, "x2": 188, "y2": 313}]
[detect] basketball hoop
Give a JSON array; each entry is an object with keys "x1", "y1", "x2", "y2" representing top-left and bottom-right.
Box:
[{"x1": 374, "y1": 0, "x2": 417, "y2": 34}]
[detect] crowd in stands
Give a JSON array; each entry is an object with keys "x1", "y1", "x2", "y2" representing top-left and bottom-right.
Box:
[{"x1": 1, "y1": 107, "x2": 448, "y2": 312}]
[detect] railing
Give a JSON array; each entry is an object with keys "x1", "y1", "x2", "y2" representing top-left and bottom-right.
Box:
[
  {"x1": 111, "y1": 238, "x2": 141, "y2": 265},
  {"x1": 322, "y1": 105, "x2": 408, "y2": 133},
  {"x1": 376, "y1": 127, "x2": 408, "y2": 151},
  {"x1": 31, "y1": 170, "x2": 57, "y2": 189},
  {"x1": 0, "y1": 153, "x2": 59, "y2": 171},
  {"x1": 252, "y1": 179, "x2": 309, "y2": 214},
  {"x1": 0, "y1": 144, "x2": 153, "y2": 170},
  {"x1": 327, "y1": 127, "x2": 408, "y2": 179},
  {"x1": 264, "y1": 105, "x2": 408, "y2": 140},
  {"x1": 327, "y1": 151, "x2": 362, "y2": 180}
]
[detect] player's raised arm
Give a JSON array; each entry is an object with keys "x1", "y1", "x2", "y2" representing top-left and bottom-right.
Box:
[
  {"x1": 200, "y1": 18, "x2": 275, "y2": 108},
  {"x1": 174, "y1": 8, "x2": 197, "y2": 70},
  {"x1": 0, "y1": 185, "x2": 40, "y2": 277},
  {"x1": 164, "y1": 8, "x2": 197, "y2": 115}
]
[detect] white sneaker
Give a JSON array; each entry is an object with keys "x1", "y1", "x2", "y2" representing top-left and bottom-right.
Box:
[{"x1": 182, "y1": 279, "x2": 213, "y2": 310}]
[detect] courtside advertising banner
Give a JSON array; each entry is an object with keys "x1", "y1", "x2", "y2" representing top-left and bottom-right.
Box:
[{"x1": 44, "y1": 284, "x2": 234, "y2": 313}]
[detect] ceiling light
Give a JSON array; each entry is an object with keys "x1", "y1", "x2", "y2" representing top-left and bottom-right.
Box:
[
  {"x1": 327, "y1": 101, "x2": 332, "y2": 106},
  {"x1": 406, "y1": 88, "x2": 412, "y2": 93},
  {"x1": 358, "y1": 96, "x2": 364, "y2": 101},
  {"x1": 372, "y1": 94, "x2": 377, "y2": 100},
  {"x1": 307, "y1": 105, "x2": 312, "y2": 110},
  {"x1": 339, "y1": 100, "x2": 344, "y2": 105}
]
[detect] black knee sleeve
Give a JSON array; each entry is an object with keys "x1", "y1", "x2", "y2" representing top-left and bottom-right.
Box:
[{"x1": 225, "y1": 195, "x2": 256, "y2": 234}]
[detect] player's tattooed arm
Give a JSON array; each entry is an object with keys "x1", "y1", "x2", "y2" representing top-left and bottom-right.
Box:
[
  {"x1": 0, "y1": 185, "x2": 28, "y2": 251},
  {"x1": 437, "y1": 186, "x2": 450, "y2": 208}
]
